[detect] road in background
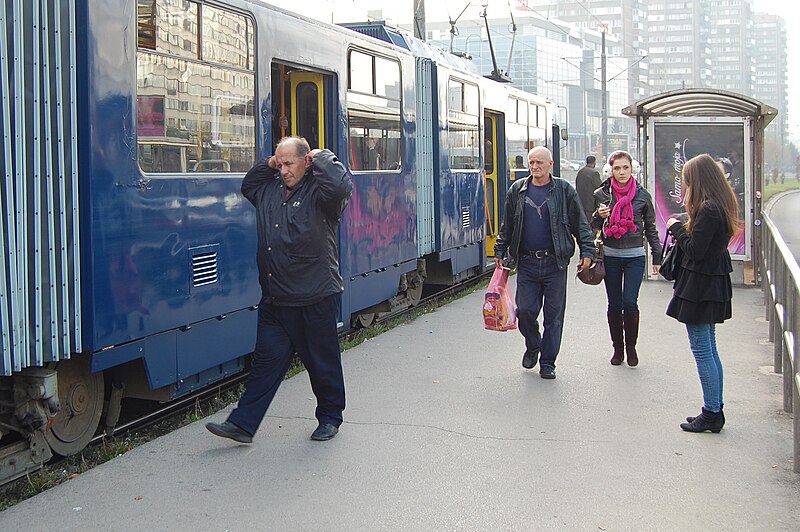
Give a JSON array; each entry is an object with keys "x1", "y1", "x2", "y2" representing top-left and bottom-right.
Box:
[{"x1": 766, "y1": 189, "x2": 800, "y2": 262}]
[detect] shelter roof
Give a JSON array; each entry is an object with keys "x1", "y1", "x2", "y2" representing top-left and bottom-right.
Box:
[{"x1": 622, "y1": 88, "x2": 778, "y2": 126}]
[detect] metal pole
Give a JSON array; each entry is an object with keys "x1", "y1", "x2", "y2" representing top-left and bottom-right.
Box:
[
  {"x1": 413, "y1": 0, "x2": 425, "y2": 41},
  {"x1": 601, "y1": 26, "x2": 608, "y2": 160}
]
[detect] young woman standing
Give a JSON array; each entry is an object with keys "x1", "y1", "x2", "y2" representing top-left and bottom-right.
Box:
[
  {"x1": 665, "y1": 153, "x2": 738, "y2": 433},
  {"x1": 593, "y1": 151, "x2": 661, "y2": 367}
]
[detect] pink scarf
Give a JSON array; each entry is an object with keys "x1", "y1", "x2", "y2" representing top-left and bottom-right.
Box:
[{"x1": 603, "y1": 178, "x2": 637, "y2": 239}]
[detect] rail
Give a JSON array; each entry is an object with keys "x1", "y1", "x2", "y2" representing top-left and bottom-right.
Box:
[{"x1": 761, "y1": 210, "x2": 800, "y2": 473}]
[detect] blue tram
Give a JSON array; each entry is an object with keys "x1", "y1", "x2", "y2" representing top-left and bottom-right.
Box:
[{"x1": 0, "y1": 0, "x2": 563, "y2": 483}]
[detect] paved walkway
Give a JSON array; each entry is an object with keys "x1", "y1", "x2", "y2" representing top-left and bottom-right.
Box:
[{"x1": 1, "y1": 278, "x2": 798, "y2": 531}]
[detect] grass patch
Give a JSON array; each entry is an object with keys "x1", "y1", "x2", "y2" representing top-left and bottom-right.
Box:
[{"x1": 763, "y1": 180, "x2": 800, "y2": 204}]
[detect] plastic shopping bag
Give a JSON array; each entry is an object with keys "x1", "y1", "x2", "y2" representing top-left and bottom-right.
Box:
[{"x1": 483, "y1": 266, "x2": 517, "y2": 331}]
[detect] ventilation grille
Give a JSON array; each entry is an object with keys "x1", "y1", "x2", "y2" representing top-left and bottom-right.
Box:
[
  {"x1": 192, "y1": 251, "x2": 218, "y2": 287},
  {"x1": 461, "y1": 207, "x2": 471, "y2": 228}
]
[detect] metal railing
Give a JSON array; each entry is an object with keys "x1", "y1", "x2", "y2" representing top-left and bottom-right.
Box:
[{"x1": 761, "y1": 210, "x2": 800, "y2": 473}]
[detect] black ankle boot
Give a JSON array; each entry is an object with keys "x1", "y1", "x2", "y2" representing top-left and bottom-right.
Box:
[
  {"x1": 686, "y1": 404, "x2": 724, "y2": 424},
  {"x1": 680, "y1": 408, "x2": 724, "y2": 433}
]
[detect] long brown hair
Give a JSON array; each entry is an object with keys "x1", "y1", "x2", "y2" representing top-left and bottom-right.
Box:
[{"x1": 681, "y1": 153, "x2": 739, "y2": 236}]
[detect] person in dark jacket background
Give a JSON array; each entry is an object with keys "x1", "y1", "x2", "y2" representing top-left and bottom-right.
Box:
[
  {"x1": 207, "y1": 136, "x2": 352, "y2": 443},
  {"x1": 665, "y1": 153, "x2": 737, "y2": 433},
  {"x1": 576, "y1": 155, "x2": 602, "y2": 223},
  {"x1": 494, "y1": 146, "x2": 594, "y2": 379},
  {"x1": 593, "y1": 150, "x2": 661, "y2": 367}
]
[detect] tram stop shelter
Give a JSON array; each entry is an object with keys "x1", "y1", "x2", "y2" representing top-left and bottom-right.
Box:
[{"x1": 622, "y1": 89, "x2": 778, "y2": 285}]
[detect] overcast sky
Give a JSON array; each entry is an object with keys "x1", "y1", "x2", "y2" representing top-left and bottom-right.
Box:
[{"x1": 268, "y1": 0, "x2": 799, "y2": 141}]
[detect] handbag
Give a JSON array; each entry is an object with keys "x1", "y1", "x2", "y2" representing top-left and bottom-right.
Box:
[
  {"x1": 577, "y1": 237, "x2": 605, "y2": 285},
  {"x1": 659, "y1": 232, "x2": 683, "y2": 281},
  {"x1": 483, "y1": 266, "x2": 517, "y2": 331}
]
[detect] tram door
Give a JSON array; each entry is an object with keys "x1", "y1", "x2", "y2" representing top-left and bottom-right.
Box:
[
  {"x1": 484, "y1": 112, "x2": 500, "y2": 259},
  {"x1": 271, "y1": 63, "x2": 330, "y2": 150},
  {"x1": 290, "y1": 72, "x2": 325, "y2": 149}
]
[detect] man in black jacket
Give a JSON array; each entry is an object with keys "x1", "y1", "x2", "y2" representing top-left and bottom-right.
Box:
[
  {"x1": 207, "y1": 136, "x2": 352, "y2": 443},
  {"x1": 494, "y1": 147, "x2": 594, "y2": 379},
  {"x1": 575, "y1": 155, "x2": 602, "y2": 223}
]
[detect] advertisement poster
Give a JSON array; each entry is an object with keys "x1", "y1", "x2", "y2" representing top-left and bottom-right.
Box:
[
  {"x1": 137, "y1": 96, "x2": 165, "y2": 137},
  {"x1": 651, "y1": 119, "x2": 748, "y2": 258}
]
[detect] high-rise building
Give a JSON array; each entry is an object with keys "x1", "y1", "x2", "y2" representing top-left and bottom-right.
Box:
[
  {"x1": 707, "y1": 0, "x2": 755, "y2": 94},
  {"x1": 753, "y1": 12, "x2": 789, "y2": 168}
]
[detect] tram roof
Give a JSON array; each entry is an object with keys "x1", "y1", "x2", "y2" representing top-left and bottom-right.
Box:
[{"x1": 622, "y1": 88, "x2": 778, "y2": 126}]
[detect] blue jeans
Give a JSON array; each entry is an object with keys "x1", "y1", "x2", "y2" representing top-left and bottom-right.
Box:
[
  {"x1": 228, "y1": 294, "x2": 345, "y2": 435},
  {"x1": 685, "y1": 323, "x2": 724, "y2": 412},
  {"x1": 603, "y1": 254, "x2": 646, "y2": 313},
  {"x1": 515, "y1": 254, "x2": 568, "y2": 369}
]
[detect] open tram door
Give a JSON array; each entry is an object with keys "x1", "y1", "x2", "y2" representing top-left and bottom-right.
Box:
[
  {"x1": 271, "y1": 63, "x2": 331, "y2": 150},
  {"x1": 484, "y1": 111, "x2": 505, "y2": 259}
]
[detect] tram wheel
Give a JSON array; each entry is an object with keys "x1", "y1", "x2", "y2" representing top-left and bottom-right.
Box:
[
  {"x1": 45, "y1": 356, "x2": 105, "y2": 456},
  {"x1": 355, "y1": 312, "x2": 376, "y2": 328},
  {"x1": 407, "y1": 282, "x2": 424, "y2": 307}
]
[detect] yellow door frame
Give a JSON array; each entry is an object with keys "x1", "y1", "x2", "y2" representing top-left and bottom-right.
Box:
[
  {"x1": 484, "y1": 113, "x2": 499, "y2": 258},
  {"x1": 289, "y1": 72, "x2": 325, "y2": 148}
]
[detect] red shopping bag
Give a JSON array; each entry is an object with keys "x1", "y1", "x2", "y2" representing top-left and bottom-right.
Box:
[{"x1": 483, "y1": 266, "x2": 517, "y2": 331}]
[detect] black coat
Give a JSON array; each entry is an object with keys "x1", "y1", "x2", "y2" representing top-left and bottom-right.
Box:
[
  {"x1": 241, "y1": 150, "x2": 352, "y2": 306},
  {"x1": 665, "y1": 202, "x2": 733, "y2": 324}
]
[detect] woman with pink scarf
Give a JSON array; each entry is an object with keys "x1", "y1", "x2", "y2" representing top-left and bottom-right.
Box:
[{"x1": 592, "y1": 151, "x2": 662, "y2": 366}]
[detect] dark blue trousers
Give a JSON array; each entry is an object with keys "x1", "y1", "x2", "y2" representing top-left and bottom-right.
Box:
[
  {"x1": 603, "y1": 254, "x2": 646, "y2": 313},
  {"x1": 227, "y1": 294, "x2": 345, "y2": 436},
  {"x1": 515, "y1": 254, "x2": 568, "y2": 369}
]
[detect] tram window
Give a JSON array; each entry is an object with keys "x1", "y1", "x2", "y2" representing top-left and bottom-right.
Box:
[
  {"x1": 537, "y1": 105, "x2": 547, "y2": 130},
  {"x1": 348, "y1": 50, "x2": 373, "y2": 94},
  {"x1": 507, "y1": 122, "x2": 528, "y2": 179},
  {"x1": 375, "y1": 57, "x2": 400, "y2": 100},
  {"x1": 347, "y1": 95, "x2": 402, "y2": 172},
  {"x1": 137, "y1": 0, "x2": 156, "y2": 50},
  {"x1": 529, "y1": 127, "x2": 546, "y2": 148},
  {"x1": 137, "y1": 0, "x2": 199, "y2": 60},
  {"x1": 137, "y1": 55, "x2": 255, "y2": 174},
  {"x1": 447, "y1": 79, "x2": 479, "y2": 170},
  {"x1": 347, "y1": 50, "x2": 402, "y2": 172},
  {"x1": 202, "y1": 5, "x2": 254, "y2": 70},
  {"x1": 296, "y1": 82, "x2": 320, "y2": 150},
  {"x1": 484, "y1": 120, "x2": 494, "y2": 174}
]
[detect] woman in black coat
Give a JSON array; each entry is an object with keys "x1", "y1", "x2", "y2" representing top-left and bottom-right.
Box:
[{"x1": 665, "y1": 153, "x2": 739, "y2": 433}]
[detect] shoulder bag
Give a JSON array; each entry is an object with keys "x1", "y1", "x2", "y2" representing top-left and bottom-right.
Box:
[
  {"x1": 659, "y1": 232, "x2": 683, "y2": 281},
  {"x1": 577, "y1": 237, "x2": 605, "y2": 285}
]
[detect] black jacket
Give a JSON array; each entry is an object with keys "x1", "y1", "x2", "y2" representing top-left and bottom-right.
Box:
[
  {"x1": 575, "y1": 165, "x2": 602, "y2": 220},
  {"x1": 592, "y1": 178, "x2": 662, "y2": 264},
  {"x1": 666, "y1": 202, "x2": 733, "y2": 324},
  {"x1": 494, "y1": 175, "x2": 594, "y2": 270},
  {"x1": 241, "y1": 150, "x2": 352, "y2": 306}
]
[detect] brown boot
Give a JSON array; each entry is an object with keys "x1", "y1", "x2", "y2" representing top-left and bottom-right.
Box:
[
  {"x1": 607, "y1": 311, "x2": 624, "y2": 365},
  {"x1": 623, "y1": 311, "x2": 640, "y2": 367}
]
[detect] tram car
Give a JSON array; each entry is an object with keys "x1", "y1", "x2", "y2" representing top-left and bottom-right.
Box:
[{"x1": 0, "y1": 0, "x2": 563, "y2": 483}]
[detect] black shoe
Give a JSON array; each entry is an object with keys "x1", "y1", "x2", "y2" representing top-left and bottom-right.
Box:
[
  {"x1": 310, "y1": 423, "x2": 339, "y2": 441},
  {"x1": 206, "y1": 421, "x2": 253, "y2": 443},
  {"x1": 680, "y1": 408, "x2": 724, "y2": 433},
  {"x1": 539, "y1": 366, "x2": 556, "y2": 379},
  {"x1": 522, "y1": 350, "x2": 539, "y2": 369},
  {"x1": 687, "y1": 405, "x2": 724, "y2": 424}
]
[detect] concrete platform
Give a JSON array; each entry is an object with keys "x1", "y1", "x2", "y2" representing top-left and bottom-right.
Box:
[{"x1": 1, "y1": 278, "x2": 799, "y2": 531}]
